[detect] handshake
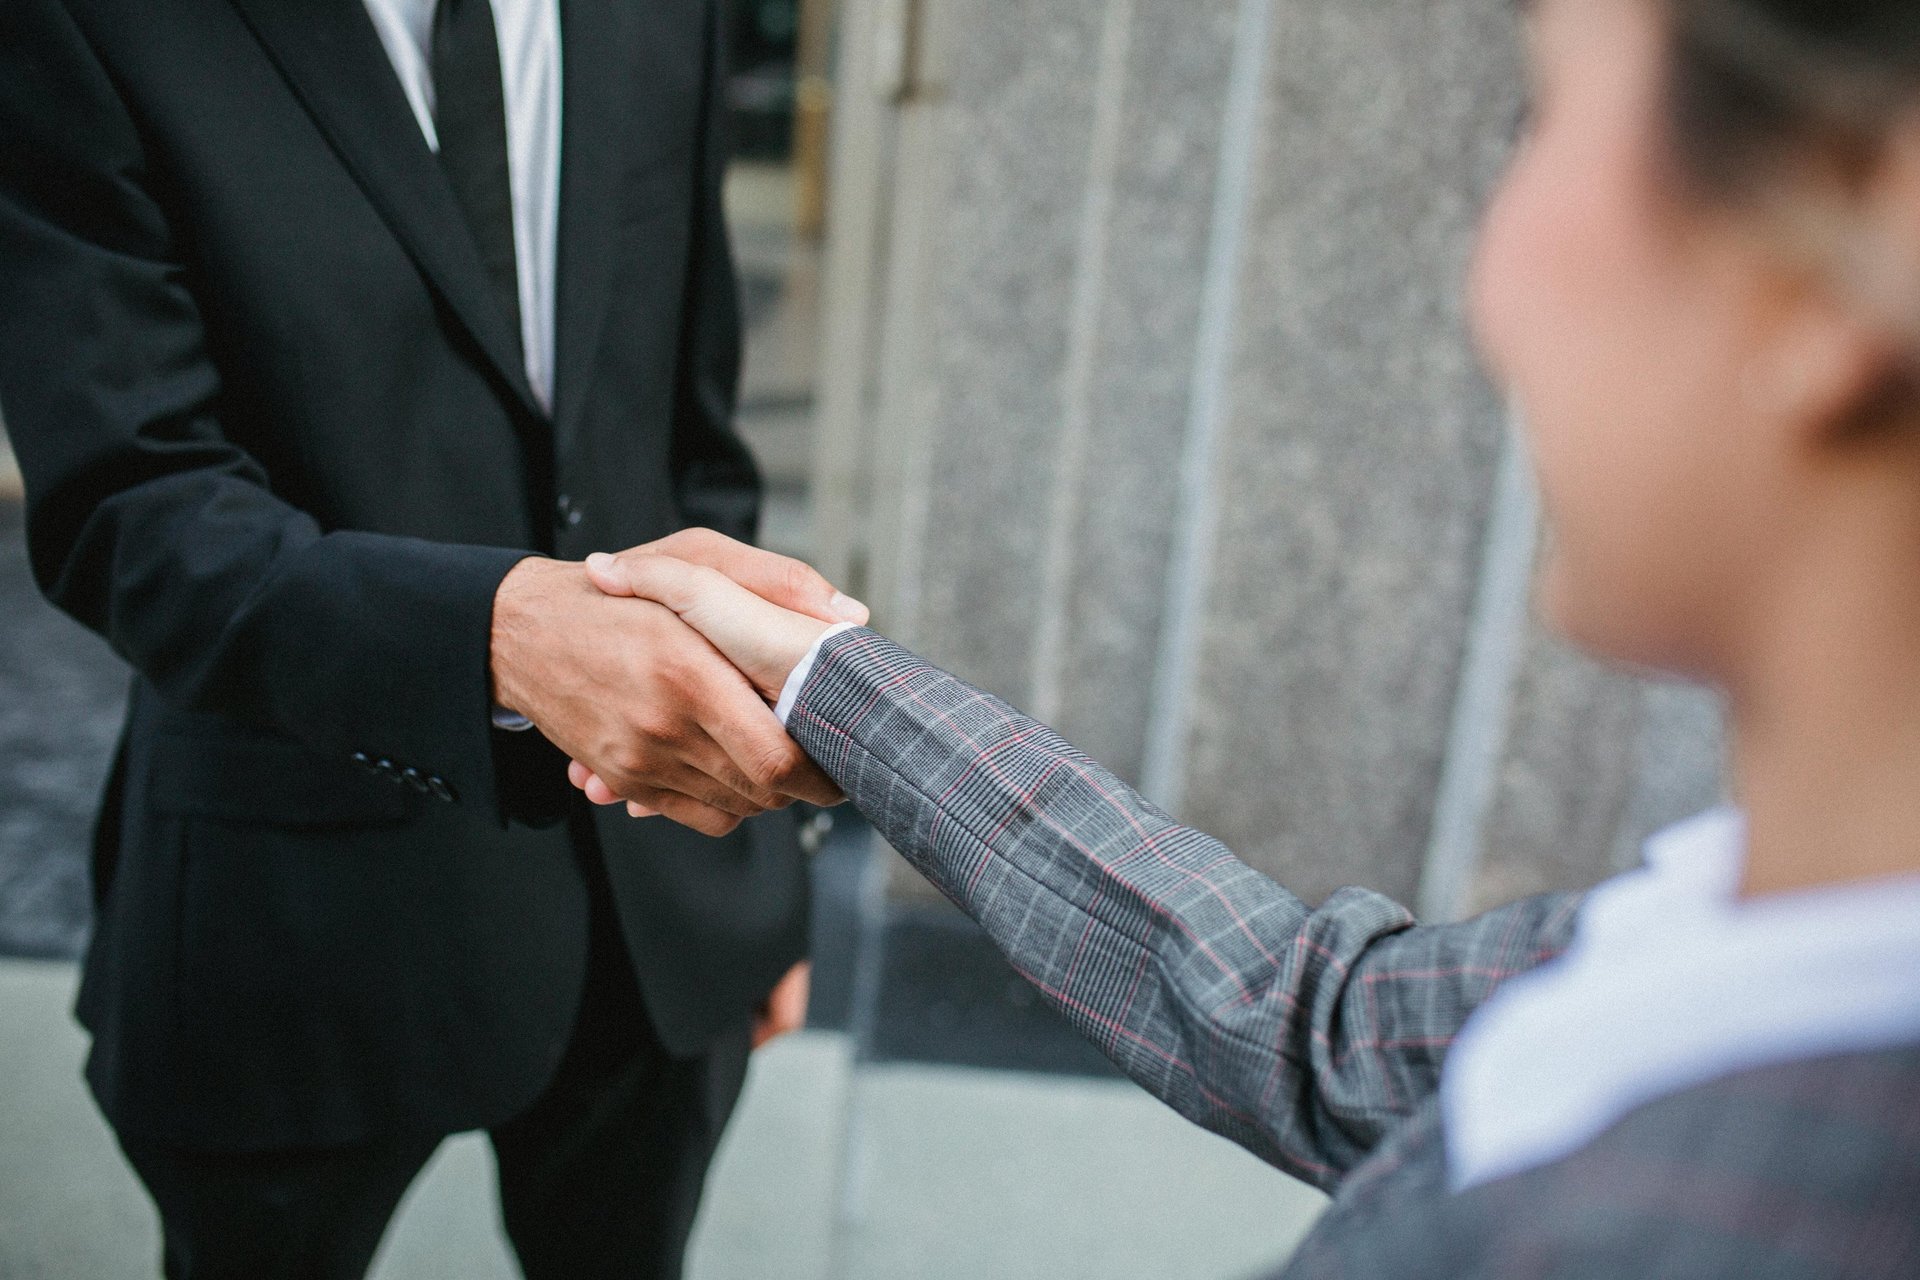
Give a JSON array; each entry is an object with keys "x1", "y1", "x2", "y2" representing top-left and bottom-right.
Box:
[{"x1": 489, "y1": 528, "x2": 864, "y2": 837}]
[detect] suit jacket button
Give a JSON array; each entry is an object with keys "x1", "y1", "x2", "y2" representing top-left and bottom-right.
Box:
[
  {"x1": 401, "y1": 767, "x2": 432, "y2": 795},
  {"x1": 427, "y1": 777, "x2": 455, "y2": 803},
  {"x1": 351, "y1": 752, "x2": 374, "y2": 772},
  {"x1": 375, "y1": 759, "x2": 401, "y2": 782}
]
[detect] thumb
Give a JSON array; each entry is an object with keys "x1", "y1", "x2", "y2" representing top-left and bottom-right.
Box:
[
  {"x1": 584, "y1": 551, "x2": 720, "y2": 615},
  {"x1": 584, "y1": 552, "x2": 827, "y2": 696},
  {"x1": 626, "y1": 530, "x2": 869, "y2": 625}
]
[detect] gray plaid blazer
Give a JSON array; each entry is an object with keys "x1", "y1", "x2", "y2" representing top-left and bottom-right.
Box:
[{"x1": 789, "y1": 630, "x2": 1920, "y2": 1278}]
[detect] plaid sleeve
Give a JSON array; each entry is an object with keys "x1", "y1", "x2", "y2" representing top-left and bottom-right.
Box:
[{"x1": 789, "y1": 629, "x2": 1582, "y2": 1189}]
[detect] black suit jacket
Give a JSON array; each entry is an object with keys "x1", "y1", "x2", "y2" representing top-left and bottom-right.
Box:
[{"x1": 0, "y1": 0, "x2": 808, "y2": 1150}]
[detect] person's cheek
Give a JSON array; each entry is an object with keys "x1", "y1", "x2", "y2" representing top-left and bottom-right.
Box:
[
  {"x1": 1470, "y1": 149, "x2": 1628, "y2": 656},
  {"x1": 1471, "y1": 157, "x2": 1572, "y2": 551},
  {"x1": 1466, "y1": 153, "x2": 1531, "y2": 394}
]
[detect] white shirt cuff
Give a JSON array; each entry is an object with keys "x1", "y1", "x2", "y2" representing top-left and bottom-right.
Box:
[
  {"x1": 775, "y1": 623, "x2": 859, "y2": 726},
  {"x1": 492, "y1": 706, "x2": 536, "y2": 732}
]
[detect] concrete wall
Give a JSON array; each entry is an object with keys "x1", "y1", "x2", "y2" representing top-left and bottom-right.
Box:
[{"x1": 812, "y1": 0, "x2": 1726, "y2": 914}]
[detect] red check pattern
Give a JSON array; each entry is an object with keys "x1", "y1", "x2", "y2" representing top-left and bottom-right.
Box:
[
  {"x1": 790, "y1": 629, "x2": 1579, "y2": 1184},
  {"x1": 791, "y1": 629, "x2": 1920, "y2": 1278}
]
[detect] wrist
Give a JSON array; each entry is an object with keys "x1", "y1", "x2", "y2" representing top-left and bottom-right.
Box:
[
  {"x1": 490, "y1": 556, "x2": 569, "y2": 718},
  {"x1": 774, "y1": 621, "x2": 860, "y2": 725}
]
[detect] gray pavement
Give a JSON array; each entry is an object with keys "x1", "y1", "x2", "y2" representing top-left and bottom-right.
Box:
[
  {"x1": 0, "y1": 499, "x2": 125, "y2": 962},
  {"x1": 1, "y1": 959, "x2": 1325, "y2": 1278}
]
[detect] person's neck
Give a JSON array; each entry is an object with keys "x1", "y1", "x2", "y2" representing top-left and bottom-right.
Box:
[{"x1": 1732, "y1": 462, "x2": 1920, "y2": 900}]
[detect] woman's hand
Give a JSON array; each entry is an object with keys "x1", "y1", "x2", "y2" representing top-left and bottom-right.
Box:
[
  {"x1": 572, "y1": 533, "x2": 865, "y2": 817},
  {"x1": 584, "y1": 544, "x2": 850, "y2": 699}
]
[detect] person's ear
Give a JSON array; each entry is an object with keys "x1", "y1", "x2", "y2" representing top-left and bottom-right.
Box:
[
  {"x1": 1845, "y1": 119, "x2": 1920, "y2": 357},
  {"x1": 1754, "y1": 118, "x2": 1920, "y2": 450},
  {"x1": 1745, "y1": 291, "x2": 1903, "y2": 451},
  {"x1": 1783, "y1": 119, "x2": 1920, "y2": 446}
]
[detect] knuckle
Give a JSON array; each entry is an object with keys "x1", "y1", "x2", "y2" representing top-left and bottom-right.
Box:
[
  {"x1": 651, "y1": 644, "x2": 707, "y2": 693},
  {"x1": 781, "y1": 561, "x2": 817, "y2": 601},
  {"x1": 732, "y1": 789, "x2": 773, "y2": 818},
  {"x1": 700, "y1": 785, "x2": 748, "y2": 817},
  {"x1": 748, "y1": 742, "x2": 804, "y2": 790},
  {"x1": 632, "y1": 708, "x2": 688, "y2": 746},
  {"x1": 697, "y1": 809, "x2": 742, "y2": 837},
  {"x1": 730, "y1": 771, "x2": 783, "y2": 809},
  {"x1": 610, "y1": 748, "x2": 655, "y2": 782}
]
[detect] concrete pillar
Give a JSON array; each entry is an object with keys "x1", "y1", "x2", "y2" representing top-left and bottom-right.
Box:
[{"x1": 812, "y1": 0, "x2": 1725, "y2": 914}]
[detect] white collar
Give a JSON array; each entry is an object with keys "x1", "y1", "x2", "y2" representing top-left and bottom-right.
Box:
[{"x1": 1441, "y1": 808, "x2": 1920, "y2": 1191}]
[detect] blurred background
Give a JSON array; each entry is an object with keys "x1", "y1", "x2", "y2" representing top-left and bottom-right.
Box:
[{"x1": 0, "y1": 1, "x2": 1728, "y2": 1276}]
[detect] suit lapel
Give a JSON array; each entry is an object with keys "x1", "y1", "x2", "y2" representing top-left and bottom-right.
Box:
[
  {"x1": 226, "y1": 0, "x2": 546, "y2": 422},
  {"x1": 551, "y1": 0, "x2": 633, "y2": 448}
]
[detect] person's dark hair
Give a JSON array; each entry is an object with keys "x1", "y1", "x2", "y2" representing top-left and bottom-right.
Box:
[{"x1": 1667, "y1": 0, "x2": 1920, "y2": 199}]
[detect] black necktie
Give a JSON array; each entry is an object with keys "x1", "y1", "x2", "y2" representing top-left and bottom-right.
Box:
[{"x1": 432, "y1": 0, "x2": 523, "y2": 355}]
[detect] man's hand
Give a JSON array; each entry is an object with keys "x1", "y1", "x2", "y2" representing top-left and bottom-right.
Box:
[
  {"x1": 753, "y1": 961, "x2": 811, "y2": 1050},
  {"x1": 563, "y1": 535, "x2": 857, "y2": 821},
  {"x1": 489, "y1": 532, "x2": 863, "y2": 835}
]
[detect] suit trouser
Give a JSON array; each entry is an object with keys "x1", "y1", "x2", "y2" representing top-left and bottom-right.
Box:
[{"x1": 115, "y1": 822, "x2": 754, "y2": 1280}]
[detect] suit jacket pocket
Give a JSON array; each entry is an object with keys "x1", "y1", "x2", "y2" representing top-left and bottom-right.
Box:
[{"x1": 147, "y1": 724, "x2": 420, "y2": 829}]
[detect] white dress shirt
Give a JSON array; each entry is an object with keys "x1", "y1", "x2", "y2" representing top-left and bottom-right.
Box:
[
  {"x1": 362, "y1": 0, "x2": 562, "y2": 413},
  {"x1": 1442, "y1": 807, "x2": 1920, "y2": 1190}
]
